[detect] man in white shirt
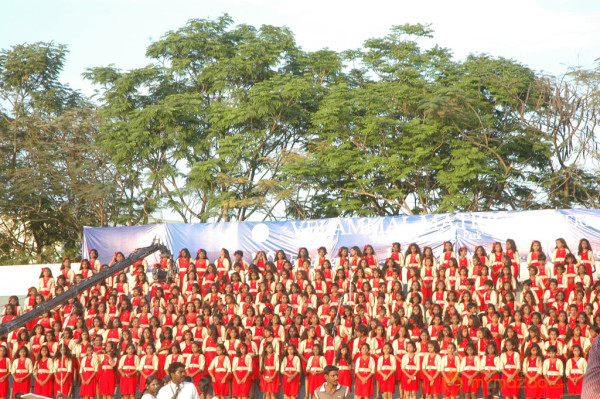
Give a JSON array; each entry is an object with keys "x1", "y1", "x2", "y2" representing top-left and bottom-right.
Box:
[{"x1": 157, "y1": 362, "x2": 200, "y2": 399}]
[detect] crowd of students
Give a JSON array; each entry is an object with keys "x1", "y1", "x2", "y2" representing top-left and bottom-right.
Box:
[{"x1": 0, "y1": 238, "x2": 597, "y2": 399}]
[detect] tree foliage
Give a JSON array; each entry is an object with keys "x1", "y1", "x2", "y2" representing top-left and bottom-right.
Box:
[
  {"x1": 1, "y1": 17, "x2": 599, "y2": 263},
  {"x1": 0, "y1": 43, "x2": 154, "y2": 263}
]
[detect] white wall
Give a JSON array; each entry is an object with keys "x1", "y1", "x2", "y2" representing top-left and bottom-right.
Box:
[{"x1": 0, "y1": 263, "x2": 79, "y2": 299}]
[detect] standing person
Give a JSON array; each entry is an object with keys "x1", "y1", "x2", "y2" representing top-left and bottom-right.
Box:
[
  {"x1": 354, "y1": 343, "x2": 375, "y2": 399},
  {"x1": 400, "y1": 341, "x2": 420, "y2": 399},
  {"x1": 11, "y1": 346, "x2": 33, "y2": 396},
  {"x1": 0, "y1": 346, "x2": 10, "y2": 399},
  {"x1": 208, "y1": 344, "x2": 231, "y2": 399},
  {"x1": 566, "y1": 344, "x2": 586, "y2": 395},
  {"x1": 460, "y1": 343, "x2": 480, "y2": 399},
  {"x1": 421, "y1": 341, "x2": 442, "y2": 399},
  {"x1": 141, "y1": 375, "x2": 163, "y2": 399},
  {"x1": 281, "y1": 344, "x2": 301, "y2": 399},
  {"x1": 118, "y1": 343, "x2": 140, "y2": 399},
  {"x1": 500, "y1": 339, "x2": 520, "y2": 399},
  {"x1": 334, "y1": 343, "x2": 353, "y2": 391},
  {"x1": 260, "y1": 342, "x2": 280, "y2": 399},
  {"x1": 98, "y1": 341, "x2": 119, "y2": 399},
  {"x1": 139, "y1": 343, "x2": 159, "y2": 392},
  {"x1": 376, "y1": 343, "x2": 396, "y2": 399},
  {"x1": 306, "y1": 343, "x2": 327, "y2": 398},
  {"x1": 523, "y1": 344, "x2": 544, "y2": 399},
  {"x1": 232, "y1": 343, "x2": 252, "y2": 399},
  {"x1": 440, "y1": 343, "x2": 459, "y2": 399},
  {"x1": 543, "y1": 346, "x2": 564, "y2": 399},
  {"x1": 80, "y1": 344, "x2": 99, "y2": 399},
  {"x1": 33, "y1": 345, "x2": 54, "y2": 397},
  {"x1": 314, "y1": 366, "x2": 351, "y2": 399},
  {"x1": 156, "y1": 361, "x2": 200, "y2": 399},
  {"x1": 53, "y1": 345, "x2": 74, "y2": 397},
  {"x1": 186, "y1": 341, "x2": 206, "y2": 391},
  {"x1": 480, "y1": 342, "x2": 500, "y2": 398}
]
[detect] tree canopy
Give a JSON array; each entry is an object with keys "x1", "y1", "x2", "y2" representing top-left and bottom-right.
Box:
[{"x1": 1, "y1": 15, "x2": 599, "y2": 263}]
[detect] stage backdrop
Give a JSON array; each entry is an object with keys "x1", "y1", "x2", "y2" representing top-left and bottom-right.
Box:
[{"x1": 82, "y1": 209, "x2": 600, "y2": 276}]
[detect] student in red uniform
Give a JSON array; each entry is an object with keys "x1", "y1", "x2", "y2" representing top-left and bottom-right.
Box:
[
  {"x1": 522, "y1": 343, "x2": 543, "y2": 399},
  {"x1": 543, "y1": 345, "x2": 564, "y2": 399},
  {"x1": 421, "y1": 341, "x2": 441, "y2": 399},
  {"x1": 376, "y1": 343, "x2": 396, "y2": 399},
  {"x1": 11, "y1": 346, "x2": 33, "y2": 396},
  {"x1": 79, "y1": 344, "x2": 99, "y2": 399},
  {"x1": 98, "y1": 341, "x2": 118, "y2": 399},
  {"x1": 232, "y1": 343, "x2": 252, "y2": 399},
  {"x1": 139, "y1": 343, "x2": 158, "y2": 392},
  {"x1": 578, "y1": 238, "x2": 595, "y2": 281},
  {"x1": 500, "y1": 338, "x2": 520, "y2": 399},
  {"x1": 260, "y1": 342, "x2": 280, "y2": 399},
  {"x1": 480, "y1": 342, "x2": 500, "y2": 397},
  {"x1": 441, "y1": 342, "x2": 459, "y2": 399},
  {"x1": 566, "y1": 344, "x2": 587, "y2": 395},
  {"x1": 354, "y1": 343, "x2": 375, "y2": 399},
  {"x1": 0, "y1": 346, "x2": 9, "y2": 399},
  {"x1": 118, "y1": 343, "x2": 140, "y2": 399},
  {"x1": 460, "y1": 343, "x2": 479, "y2": 399},
  {"x1": 400, "y1": 341, "x2": 419, "y2": 399},
  {"x1": 53, "y1": 345, "x2": 74, "y2": 397},
  {"x1": 281, "y1": 344, "x2": 301, "y2": 399},
  {"x1": 33, "y1": 345, "x2": 54, "y2": 397},
  {"x1": 208, "y1": 344, "x2": 231, "y2": 399},
  {"x1": 306, "y1": 343, "x2": 326, "y2": 398},
  {"x1": 334, "y1": 343, "x2": 353, "y2": 390},
  {"x1": 186, "y1": 341, "x2": 206, "y2": 392}
]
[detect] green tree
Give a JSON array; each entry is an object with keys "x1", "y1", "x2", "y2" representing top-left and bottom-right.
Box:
[
  {"x1": 0, "y1": 42, "x2": 153, "y2": 263},
  {"x1": 86, "y1": 15, "x2": 326, "y2": 222}
]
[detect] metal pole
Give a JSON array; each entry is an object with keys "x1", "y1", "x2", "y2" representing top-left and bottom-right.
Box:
[{"x1": 0, "y1": 241, "x2": 167, "y2": 338}]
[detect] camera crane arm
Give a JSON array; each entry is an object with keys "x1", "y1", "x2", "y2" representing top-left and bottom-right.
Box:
[{"x1": 0, "y1": 242, "x2": 168, "y2": 338}]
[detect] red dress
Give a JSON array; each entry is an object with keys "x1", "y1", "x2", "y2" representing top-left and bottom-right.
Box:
[
  {"x1": 210, "y1": 356, "x2": 230, "y2": 396},
  {"x1": 98, "y1": 355, "x2": 117, "y2": 396},
  {"x1": 354, "y1": 356, "x2": 374, "y2": 396},
  {"x1": 567, "y1": 358, "x2": 584, "y2": 394},
  {"x1": 421, "y1": 354, "x2": 441, "y2": 395},
  {"x1": 282, "y1": 355, "x2": 301, "y2": 396},
  {"x1": 545, "y1": 359, "x2": 564, "y2": 399},
  {"x1": 232, "y1": 355, "x2": 252, "y2": 397},
  {"x1": 0, "y1": 357, "x2": 9, "y2": 397},
  {"x1": 377, "y1": 355, "x2": 396, "y2": 393},
  {"x1": 481, "y1": 355, "x2": 499, "y2": 397},
  {"x1": 324, "y1": 335, "x2": 337, "y2": 364},
  {"x1": 187, "y1": 353, "x2": 205, "y2": 390},
  {"x1": 139, "y1": 355, "x2": 156, "y2": 391},
  {"x1": 119, "y1": 355, "x2": 139, "y2": 395},
  {"x1": 79, "y1": 356, "x2": 97, "y2": 396},
  {"x1": 500, "y1": 352, "x2": 520, "y2": 397},
  {"x1": 524, "y1": 357, "x2": 542, "y2": 398},
  {"x1": 34, "y1": 357, "x2": 54, "y2": 396},
  {"x1": 12, "y1": 358, "x2": 32, "y2": 395},
  {"x1": 54, "y1": 358, "x2": 73, "y2": 396},
  {"x1": 400, "y1": 354, "x2": 419, "y2": 391},
  {"x1": 203, "y1": 336, "x2": 218, "y2": 374},
  {"x1": 461, "y1": 356, "x2": 479, "y2": 393},
  {"x1": 260, "y1": 353, "x2": 280, "y2": 393},
  {"x1": 157, "y1": 339, "x2": 172, "y2": 379},
  {"x1": 442, "y1": 355, "x2": 459, "y2": 396},
  {"x1": 337, "y1": 357, "x2": 352, "y2": 391}
]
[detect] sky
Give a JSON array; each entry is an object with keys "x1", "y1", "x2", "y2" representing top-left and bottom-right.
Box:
[{"x1": 2, "y1": 0, "x2": 600, "y2": 99}]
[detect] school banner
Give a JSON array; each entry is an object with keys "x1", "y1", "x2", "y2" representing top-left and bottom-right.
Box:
[{"x1": 82, "y1": 209, "x2": 600, "y2": 269}]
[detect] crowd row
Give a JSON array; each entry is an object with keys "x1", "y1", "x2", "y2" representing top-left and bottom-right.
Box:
[{"x1": 0, "y1": 239, "x2": 598, "y2": 399}]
